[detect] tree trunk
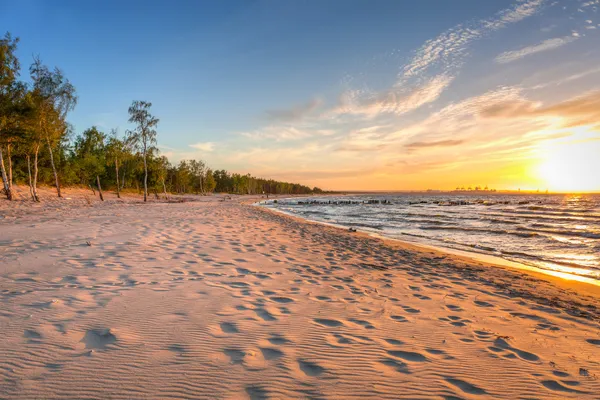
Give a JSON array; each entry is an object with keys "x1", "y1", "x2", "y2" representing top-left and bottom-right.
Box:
[
  {"x1": 162, "y1": 178, "x2": 168, "y2": 200},
  {"x1": 26, "y1": 154, "x2": 34, "y2": 201},
  {"x1": 115, "y1": 158, "x2": 120, "y2": 199},
  {"x1": 96, "y1": 175, "x2": 104, "y2": 201},
  {"x1": 0, "y1": 146, "x2": 12, "y2": 200},
  {"x1": 7, "y1": 143, "x2": 13, "y2": 190},
  {"x1": 32, "y1": 144, "x2": 40, "y2": 202},
  {"x1": 46, "y1": 134, "x2": 62, "y2": 198},
  {"x1": 143, "y1": 147, "x2": 148, "y2": 202}
]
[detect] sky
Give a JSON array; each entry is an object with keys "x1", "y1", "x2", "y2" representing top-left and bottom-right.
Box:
[{"x1": 1, "y1": 0, "x2": 600, "y2": 192}]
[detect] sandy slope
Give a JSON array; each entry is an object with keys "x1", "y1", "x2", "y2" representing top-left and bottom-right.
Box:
[{"x1": 1, "y1": 190, "x2": 600, "y2": 399}]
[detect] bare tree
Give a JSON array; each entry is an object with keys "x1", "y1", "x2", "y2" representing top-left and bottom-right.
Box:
[{"x1": 127, "y1": 101, "x2": 158, "y2": 202}]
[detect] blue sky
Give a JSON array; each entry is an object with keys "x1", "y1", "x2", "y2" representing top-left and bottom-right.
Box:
[{"x1": 2, "y1": 0, "x2": 599, "y2": 191}]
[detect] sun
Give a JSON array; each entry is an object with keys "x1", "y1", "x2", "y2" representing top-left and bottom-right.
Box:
[{"x1": 537, "y1": 138, "x2": 600, "y2": 193}]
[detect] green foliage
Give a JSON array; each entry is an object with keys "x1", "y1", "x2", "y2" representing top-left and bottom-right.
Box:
[
  {"x1": 1, "y1": 32, "x2": 324, "y2": 199},
  {"x1": 72, "y1": 127, "x2": 106, "y2": 184}
]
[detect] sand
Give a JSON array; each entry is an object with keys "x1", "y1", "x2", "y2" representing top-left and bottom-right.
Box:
[{"x1": 1, "y1": 186, "x2": 600, "y2": 399}]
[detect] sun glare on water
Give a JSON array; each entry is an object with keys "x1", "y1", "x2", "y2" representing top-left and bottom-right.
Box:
[{"x1": 537, "y1": 137, "x2": 600, "y2": 193}]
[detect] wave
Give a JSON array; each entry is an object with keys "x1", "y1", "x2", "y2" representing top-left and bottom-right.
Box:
[
  {"x1": 516, "y1": 226, "x2": 600, "y2": 239},
  {"x1": 269, "y1": 193, "x2": 600, "y2": 278}
]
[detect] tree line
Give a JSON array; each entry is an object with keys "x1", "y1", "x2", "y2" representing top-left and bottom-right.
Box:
[{"x1": 0, "y1": 33, "x2": 322, "y2": 202}]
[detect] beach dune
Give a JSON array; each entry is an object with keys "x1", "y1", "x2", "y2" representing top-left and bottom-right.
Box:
[{"x1": 1, "y1": 190, "x2": 599, "y2": 399}]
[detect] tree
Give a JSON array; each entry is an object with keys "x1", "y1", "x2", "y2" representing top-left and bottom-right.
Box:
[
  {"x1": 0, "y1": 32, "x2": 21, "y2": 200},
  {"x1": 30, "y1": 56, "x2": 77, "y2": 198},
  {"x1": 204, "y1": 168, "x2": 216, "y2": 193},
  {"x1": 156, "y1": 155, "x2": 170, "y2": 199},
  {"x1": 188, "y1": 159, "x2": 206, "y2": 194},
  {"x1": 72, "y1": 126, "x2": 105, "y2": 187},
  {"x1": 127, "y1": 100, "x2": 158, "y2": 202},
  {"x1": 105, "y1": 129, "x2": 125, "y2": 198}
]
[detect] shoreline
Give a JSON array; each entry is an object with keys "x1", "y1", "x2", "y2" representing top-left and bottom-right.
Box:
[{"x1": 255, "y1": 200, "x2": 600, "y2": 297}]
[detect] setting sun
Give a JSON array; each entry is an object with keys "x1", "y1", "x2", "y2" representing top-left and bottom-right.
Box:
[{"x1": 537, "y1": 137, "x2": 600, "y2": 193}]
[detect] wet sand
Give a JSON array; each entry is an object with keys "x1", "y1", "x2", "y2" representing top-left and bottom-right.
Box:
[{"x1": 1, "y1": 187, "x2": 599, "y2": 399}]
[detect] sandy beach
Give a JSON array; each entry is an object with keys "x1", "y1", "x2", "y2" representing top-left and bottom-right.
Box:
[{"x1": 1, "y1": 188, "x2": 600, "y2": 399}]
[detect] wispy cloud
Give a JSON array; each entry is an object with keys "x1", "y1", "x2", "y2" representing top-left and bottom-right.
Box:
[
  {"x1": 332, "y1": 74, "x2": 453, "y2": 117},
  {"x1": 400, "y1": 0, "x2": 545, "y2": 81},
  {"x1": 495, "y1": 36, "x2": 578, "y2": 63},
  {"x1": 405, "y1": 139, "x2": 465, "y2": 149},
  {"x1": 189, "y1": 142, "x2": 215, "y2": 152},
  {"x1": 328, "y1": 0, "x2": 545, "y2": 121},
  {"x1": 240, "y1": 126, "x2": 335, "y2": 141},
  {"x1": 480, "y1": 89, "x2": 600, "y2": 128}
]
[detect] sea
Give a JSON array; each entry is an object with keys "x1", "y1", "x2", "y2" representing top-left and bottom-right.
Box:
[{"x1": 261, "y1": 193, "x2": 600, "y2": 282}]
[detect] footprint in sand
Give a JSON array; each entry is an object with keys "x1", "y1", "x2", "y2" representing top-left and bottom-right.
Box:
[
  {"x1": 267, "y1": 335, "x2": 291, "y2": 345},
  {"x1": 586, "y1": 338, "x2": 600, "y2": 346},
  {"x1": 412, "y1": 293, "x2": 431, "y2": 300},
  {"x1": 541, "y1": 380, "x2": 588, "y2": 394},
  {"x1": 387, "y1": 350, "x2": 428, "y2": 362},
  {"x1": 220, "y1": 322, "x2": 239, "y2": 333},
  {"x1": 24, "y1": 329, "x2": 42, "y2": 342},
  {"x1": 488, "y1": 337, "x2": 540, "y2": 362},
  {"x1": 439, "y1": 315, "x2": 471, "y2": 327},
  {"x1": 445, "y1": 377, "x2": 487, "y2": 395},
  {"x1": 259, "y1": 347, "x2": 284, "y2": 360},
  {"x1": 401, "y1": 305, "x2": 421, "y2": 314},
  {"x1": 379, "y1": 358, "x2": 411, "y2": 374},
  {"x1": 535, "y1": 322, "x2": 560, "y2": 331},
  {"x1": 223, "y1": 348, "x2": 245, "y2": 364},
  {"x1": 348, "y1": 318, "x2": 375, "y2": 329},
  {"x1": 297, "y1": 360, "x2": 325, "y2": 377},
  {"x1": 473, "y1": 330, "x2": 494, "y2": 341},
  {"x1": 167, "y1": 344, "x2": 186, "y2": 353},
  {"x1": 82, "y1": 328, "x2": 117, "y2": 350},
  {"x1": 390, "y1": 315, "x2": 408, "y2": 323},
  {"x1": 246, "y1": 385, "x2": 270, "y2": 400},
  {"x1": 270, "y1": 296, "x2": 294, "y2": 304},
  {"x1": 384, "y1": 338, "x2": 405, "y2": 346},
  {"x1": 314, "y1": 318, "x2": 343, "y2": 327},
  {"x1": 255, "y1": 308, "x2": 277, "y2": 321}
]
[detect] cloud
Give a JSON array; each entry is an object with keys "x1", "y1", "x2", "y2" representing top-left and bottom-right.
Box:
[
  {"x1": 400, "y1": 0, "x2": 544, "y2": 81},
  {"x1": 405, "y1": 139, "x2": 465, "y2": 149},
  {"x1": 495, "y1": 36, "x2": 578, "y2": 63},
  {"x1": 239, "y1": 126, "x2": 335, "y2": 141},
  {"x1": 328, "y1": 0, "x2": 544, "y2": 121},
  {"x1": 265, "y1": 99, "x2": 322, "y2": 122},
  {"x1": 333, "y1": 74, "x2": 453, "y2": 117},
  {"x1": 478, "y1": 89, "x2": 600, "y2": 128},
  {"x1": 189, "y1": 142, "x2": 215, "y2": 152}
]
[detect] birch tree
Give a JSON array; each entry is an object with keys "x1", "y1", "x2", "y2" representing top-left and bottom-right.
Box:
[
  {"x1": 30, "y1": 57, "x2": 77, "y2": 198},
  {"x1": 127, "y1": 100, "x2": 158, "y2": 202},
  {"x1": 105, "y1": 129, "x2": 125, "y2": 198},
  {"x1": 0, "y1": 32, "x2": 20, "y2": 200}
]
